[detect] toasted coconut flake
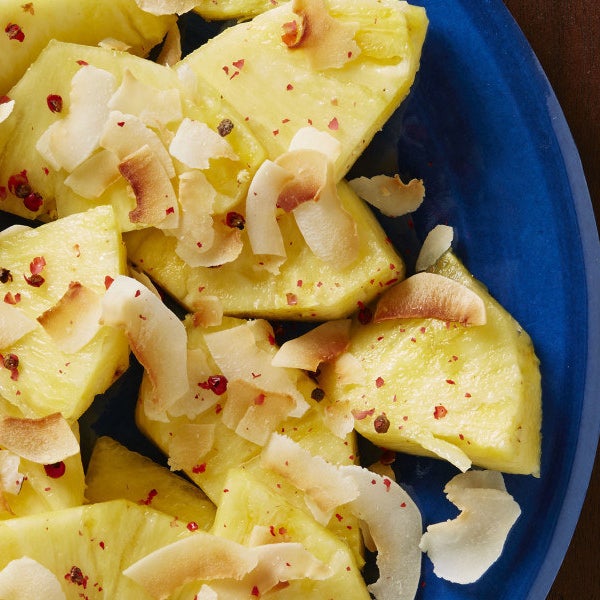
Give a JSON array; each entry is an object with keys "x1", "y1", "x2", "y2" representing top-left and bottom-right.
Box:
[
  {"x1": 101, "y1": 110, "x2": 175, "y2": 178},
  {"x1": 0, "y1": 450, "x2": 24, "y2": 495},
  {"x1": 419, "y1": 470, "x2": 521, "y2": 584},
  {"x1": 119, "y1": 144, "x2": 179, "y2": 229},
  {"x1": 276, "y1": 149, "x2": 358, "y2": 267},
  {"x1": 180, "y1": 221, "x2": 243, "y2": 268},
  {"x1": 327, "y1": 351, "x2": 366, "y2": 385},
  {"x1": 348, "y1": 175, "x2": 425, "y2": 217},
  {"x1": 0, "y1": 302, "x2": 38, "y2": 349},
  {"x1": 261, "y1": 433, "x2": 359, "y2": 524},
  {"x1": 167, "y1": 423, "x2": 215, "y2": 471},
  {"x1": 0, "y1": 99, "x2": 15, "y2": 124},
  {"x1": 0, "y1": 557, "x2": 66, "y2": 599},
  {"x1": 0, "y1": 413, "x2": 79, "y2": 464},
  {"x1": 40, "y1": 66, "x2": 117, "y2": 172},
  {"x1": 101, "y1": 275, "x2": 188, "y2": 413},
  {"x1": 415, "y1": 225, "x2": 454, "y2": 272},
  {"x1": 374, "y1": 272, "x2": 487, "y2": 326},
  {"x1": 204, "y1": 323, "x2": 309, "y2": 418},
  {"x1": 63, "y1": 148, "x2": 121, "y2": 198},
  {"x1": 288, "y1": 126, "x2": 341, "y2": 163},
  {"x1": 288, "y1": 0, "x2": 360, "y2": 70},
  {"x1": 169, "y1": 118, "x2": 239, "y2": 170},
  {"x1": 37, "y1": 281, "x2": 102, "y2": 354},
  {"x1": 135, "y1": 0, "x2": 198, "y2": 15},
  {"x1": 128, "y1": 267, "x2": 162, "y2": 298},
  {"x1": 165, "y1": 170, "x2": 216, "y2": 266},
  {"x1": 272, "y1": 319, "x2": 351, "y2": 371},
  {"x1": 340, "y1": 465, "x2": 422, "y2": 600},
  {"x1": 191, "y1": 296, "x2": 223, "y2": 328},
  {"x1": 156, "y1": 23, "x2": 182, "y2": 66},
  {"x1": 246, "y1": 159, "x2": 292, "y2": 257},
  {"x1": 123, "y1": 532, "x2": 259, "y2": 599},
  {"x1": 98, "y1": 37, "x2": 132, "y2": 51},
  {"x1": 108, "y1": 70, "x2": 182, "y2": 127},
  {"x1": 223, "y1": 379, "x2": 296, "y2": 446}
]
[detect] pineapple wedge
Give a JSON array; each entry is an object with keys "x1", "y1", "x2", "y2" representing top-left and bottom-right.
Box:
[
  {"x1": 126, "y1": 180, "x2": 404, "y2": 320},
  {"x1": 85, "y1": 435, "x2": 216, "y2": 531},
  {"x1": 177, "y1": 0, "x2": 428, "y2": 179},
  {"x1": 136, "y1": 316, "x2": 364, "y2": 562},
  {"x1": 0, "y1": 40, "x2": 265, "y2": 229},
  {"x1": 193, "y1": 0, "x2": 286, "y2": 20},
  {"x1": 319, "y1": 252, "x2": 542, "y2": 475},
  {"x1": 0, "y1": 499, "x2": 197, "y2": 598},
  {"x1": 0, "y1": 206, "x2": 129, "y2": 420},
  {"x1": 0, "y1": 0, "x2": 175, "y2": 94},
  {"x1": 201, "y1": 467, "x2": 370, "y2": 599}
]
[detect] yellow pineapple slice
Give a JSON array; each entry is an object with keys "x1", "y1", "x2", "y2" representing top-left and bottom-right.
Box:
[
  {"x1": 0, "y1": 206, "x2": 129, "y2": 421},
  {"x1": 319, "y1": 251, "x2": 542, "y2": 475},
  {"x1": 0, "y1": 499, "x2": 197, "y2": 598},
  {"x1": 192, "y1": 0, "x2": 285, "y2": 20},
  {"x1": 177, "y1": 0, "x2": 428, "y2": 179},
  {"x1": 0, "y1": 0, "x2": 175, "y2": 94},
  {"x1": 85, "y1": 435, "x2": 216, "y2": 531},
  {"x1": 202, "y1": 467, "x2": 371, "y2": 599},
  {"x1": 0, "y1": 40, "x2": 265, "y2": 230},
  {"x1": 126, "y1": 180, "x2": 404, "y2": 320},
  {"x1": 136, "y1": 315, "x2": 364, "y2": 562}
]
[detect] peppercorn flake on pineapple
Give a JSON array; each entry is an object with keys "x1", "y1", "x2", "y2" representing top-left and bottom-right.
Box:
[
  {"x1": 0, "y1": 206, "x2": 129, "y2": 421},
  {"x1": 0, "y1": 0, "x2": 175, "y2": 94},
  {"x1": 0, "y1": 499, "x2": 197, "y2": 599},
  {"x1": 85, "y1": 435, "x2": 216, "y2": 531},
  {"x1": 318, "y1": 251, "x2": 542, "y2": 476},
  {"x1": 0, "y1": 39, "x2": 265, "y2": 231},
  {"x1": 178, "y1": 0, "x2": 428, "y2": 179}
]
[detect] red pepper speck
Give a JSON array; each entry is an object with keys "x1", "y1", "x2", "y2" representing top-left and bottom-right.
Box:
[
  {"x1": 199, "y1": 375, "x2": 228, "y2": 395},
  {"x1": 187, "y1": 521, "x2": 199, "y2": 531},
  {"x1": 192, "y1": 462, "x2": 207, "y2": 474},
  {"x1": 375, "y1": 376, "x2": 385, "y2": 388},
  {"x1": 433, "y1": 405, "x2": 448, "y2": 419},
  {"x1": 46, "y1": 94, "x2": 63, "y2": 113},
  {"x1": 5, "y1": 23, "x2": 25, "y2": 42},
  {"x1": 328, "y1": 117, "x2": 339, "y2": 130}
]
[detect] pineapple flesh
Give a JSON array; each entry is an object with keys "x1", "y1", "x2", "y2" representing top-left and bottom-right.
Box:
[
  {"x1": 178, "y1": 0, "x2": 428, "y2": 179},
  {"x1": 126, "y1": 180, "x2": 405, "y2": 320},
  {"x1": 0, "y1": 40, "x2": 265, "y2": 230},
  {"x1": 318, "y1": 252, "x2": 542, "y2": 475},
  {"x1": 0, "y1": 206, "x2": 129, "y2": 421},
  {"x1": 85, "y1": 435, "x2": 216, "y2": 531},
  {"x1": 0, "y1": 0, "x2": 175, "y2": 94},
  {"x1": 0, "y1": 499, "x2": 197, "y2": 599}
]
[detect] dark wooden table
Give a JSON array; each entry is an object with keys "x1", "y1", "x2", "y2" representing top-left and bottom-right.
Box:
[{"x1": 502, "y1": 1, "x2": 600, "y2": 598}]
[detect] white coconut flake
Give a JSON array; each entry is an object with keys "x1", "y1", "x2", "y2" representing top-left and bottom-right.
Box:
[
  {"x1": 108, "y1": 70, "x2": 182, "y2": 128},
  {"x1": 288, "y1": 126, "x2": 341, "y2": 163},
  {"x1": 63, "y1": 148, "x2": 121, "y2": 198},
  {"x1": 349, "y1": 174, "x2": 425, "y2": 217},
  {"x1": 135, "y1": 0, "x2": 198, "y2": 15},
  {"x1": 167, "y1": 423, "x2": 216, "y2": 471},
  {"x1": 98, "y1": 38, "x2": 132, "y2": 51},
  {"x1": 0, "y1": 450, "x2": 24, "y2": 496},
  {"x1": 0, "y1": 99, "x2": 15, "y2": 124},
  {"x1": 42, "y1": 66, "x2": 117, "y2": 172},
  {"x1": 246, "y1": 159, "x2": 292, "y2": 258},
  {"x1": 271, "y1": 319, "x2": 351, "y2": 372},
  {"x1": 260, "y1": 433, "x2": 359, "y2": 524},
  {"x1": 203, "y1": 323, "x2": 309, "y2": 417},
  {"x1": 341, "y1": 464, "x2": 422, "y2": 600},
  {"x1": 415, "y1": 224, "x2": 454, "y2": 272},
  {"x1": 156, "y1": 23, "x2": 182, "y2": 66},
  {"x1": 0, "y1": 557, "x2": 66, "y2": 600},
  {"x1": 0, "y1": 302, "x2": 38, "y2": 349},
  {"x1": 101, "y1": 275, "x2": 188, "y2": 414},
  {"x1": 169, "y1": 118, "x2": 239, "y2": 170},
  {"x1": 419, "y1": 470, "x2": 521, "y2": 584}
]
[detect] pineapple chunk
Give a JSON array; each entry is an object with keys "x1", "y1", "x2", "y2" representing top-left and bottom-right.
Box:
[
  {"x1": 85, "y1": 435, "x2": 216, "y2": 531},
  {"x1": 0, "y1": 40, "x2": 265, "y2": 229},
  {"x1": 126, "y1": 180, "x2": 404, "y2": 320},
  {"x1": 202, "y1": 467, "x2": 370, "y2": 599},
  {"x1": 319, "y1": 252, "x2": 542, "y2": 475},
  {"x1": 136, "y1": 316, "x2": 364, "y2": 561},
  {"x1": 177, "y1": 0, "x2": 428, "y2": 179},
  {"x1": 0, "y1": 0, "x2": 175, "y2": 94},
  {"x1": 0, "y1": 206, "x2": 129, "y2": 421},
  {"x1": 193, "y1": 0, "x2": 285, "y2": 20},
  {"x1": 0, "y1": 499, "x2": 197, "y2": 598}
]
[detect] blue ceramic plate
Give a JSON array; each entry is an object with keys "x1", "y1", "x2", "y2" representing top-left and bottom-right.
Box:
[{"x1": 2, "y1": 2, "x2": 599, "y2": 598}]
